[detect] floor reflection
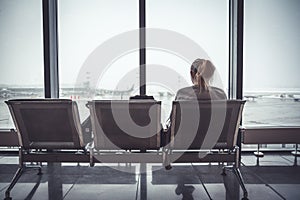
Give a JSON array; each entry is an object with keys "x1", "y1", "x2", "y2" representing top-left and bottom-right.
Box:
[
  {"x1": 1, "y1": 154, "x2": 300, "y2": 200},
  {"x1": 24, "y1": 173, "x2": 42, "y2": 200},
  {"x1": 175, "y1": 183, "x2": 195, "y2": 200},
  {"x1": 151, "y1": 165, "x2": 240, "y2": 200}
]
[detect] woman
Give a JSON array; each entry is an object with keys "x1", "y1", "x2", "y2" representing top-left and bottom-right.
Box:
[
  {"x1": 161, "y1": 59, "x2": 226, "y2": 155},
  {"x1": 175, "y1": 58, "x2": 226, "y2": 100}
]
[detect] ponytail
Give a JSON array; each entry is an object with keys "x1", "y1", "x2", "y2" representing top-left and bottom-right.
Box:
[
  {"x1": 193, "y1": 59, "x2": 210, "y2": 93},
  {"x1": 195, "y1": 71, "x2": 209, "y2": 93}
]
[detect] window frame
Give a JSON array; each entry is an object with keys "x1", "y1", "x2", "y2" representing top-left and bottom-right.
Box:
[
  {"x1": 45, "y1": 0, "x2": 300, "y2": 153},
  {"x1": 46, "y1": 0, "x2": 242, "y2": 99},
  {"x1": 1, "y1": 0, "x2": 297, "y2": 152}
]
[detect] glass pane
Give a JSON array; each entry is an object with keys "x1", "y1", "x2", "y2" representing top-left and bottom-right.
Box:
[
  {"x1": 243, "y1": 0, "x2": 300, "y2": 150},
  {"x1": 58, "y1": 0, "x2": 139, "y2": 120},
  {"x1": 0, "y1": 0, "x2": 44, "y2": 128},
  {"x1": 243, "y1": 0, "x2": 300, "y2": 127},
  {"x1": 146, "y1": 0, "x2": 229, "y2": 124}
]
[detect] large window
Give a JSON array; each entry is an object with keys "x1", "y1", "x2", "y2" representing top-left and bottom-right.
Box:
[
  {"x1": 243, "y1": 0, "x2": 300, "y2": 150},
  {"x1": 58, "y1": 0, "x2": 139, "y2": 120},
  {"x1": 2, "y1": 0, "x2": 298, "y2": 148},
  {"x1": 0, "y1": 0, "x2": 44, "y2": 128},
  {"x1": 146, "y1": 0, "x2": 229, "y2": 123},
  {"x1": 243, "y1": 0, "x2": 300, "y2": 126}
]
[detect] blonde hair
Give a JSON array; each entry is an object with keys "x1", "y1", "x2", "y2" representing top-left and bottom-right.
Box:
[{"x1": 191, "y1": 59, "x2": 215, "y2": 92}]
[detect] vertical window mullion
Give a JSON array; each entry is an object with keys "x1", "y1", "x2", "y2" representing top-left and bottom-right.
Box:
[
  {"x1": 229, "y1": 0, "x2": 244, "y2": 160},
  {"x1": 139, "y1": 0, "x2": 146, "y2": 96},
  {"x1": 43, "y1": 0, "x2": 59, "y2": 98},
  {"x1": 229, "y1": 0, "x2": 244, "y2": 100}
]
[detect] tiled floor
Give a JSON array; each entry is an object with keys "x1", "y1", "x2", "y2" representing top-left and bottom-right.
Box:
[{"x1": 0, "y1": 153, "x2": 299, "y2": 200}]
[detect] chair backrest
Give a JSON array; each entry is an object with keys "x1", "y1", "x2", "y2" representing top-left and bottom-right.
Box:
[
  {"x1": 88, "y1": 100, "x2": 161, "y2": 150},
  {"x1": 5, "y1": 99, "x2": 84, "y2": 150},
  {"x1": 170, "y1": 100, "x2": 245, "y2": 150}
]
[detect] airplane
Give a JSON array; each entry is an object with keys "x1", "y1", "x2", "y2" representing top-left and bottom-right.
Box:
[
  {"x1": 243, "y1": 95, "x2": 258, "y2": 101},
  {"x1": 60, "y1": 84, "x2": 135, "y2": 99},
  {"x1": 0, "y1": 87, "x2": 43, "y2": 99},
  {"x1": 0, "y1": 85, "x2": 135, "y2": 99}
]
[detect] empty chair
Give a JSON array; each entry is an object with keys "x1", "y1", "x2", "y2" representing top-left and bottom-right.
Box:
[
  {"x1": 4, "y1": 99, "x2": 87, "y2": 200},
  {"x1": 166, "y1": 100, "x2": 248, "y2": 200},
  {"x1": 88, "y1": 100, "x2": 163, "y2": 164}
]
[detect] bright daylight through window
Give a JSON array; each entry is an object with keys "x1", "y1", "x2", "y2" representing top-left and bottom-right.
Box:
[{"x1": 0, "y1": 0, "x2": 44, "y2": 128}]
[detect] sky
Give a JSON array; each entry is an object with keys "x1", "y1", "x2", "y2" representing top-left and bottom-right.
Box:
[
  {"x1": 244, "y1": 0, "x2": 300, "y2": 91},
  {"x1": 0, "y1": 0, "x2": 300, "y2": 92},
  {"x1": 0, "y1": 0, "x2": 44, "y2": 87}
]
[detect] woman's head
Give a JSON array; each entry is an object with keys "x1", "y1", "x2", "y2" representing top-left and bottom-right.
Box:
[{"x1": 190, "y1": 58, "x2": 215, "y2": 91}]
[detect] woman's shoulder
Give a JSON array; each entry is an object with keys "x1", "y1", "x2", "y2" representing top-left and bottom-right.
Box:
[
  {"x1": 175, "y1": 86, "x2": 198, "y2": 100},
  {"x1": 209, "y1": 86, "x2": 227, "y2": 100},
  {"x1": 177, "y1": 86, "x2": 194, "y2": 93},
  {"x1": 175, "y1": 86, "x2": 227, "y2": 100}
]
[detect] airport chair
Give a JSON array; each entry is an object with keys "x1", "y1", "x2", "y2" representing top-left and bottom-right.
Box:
[
  {"x1": 4, "y1": 99, "x2": 88, "y2": 200},
  {"x1": 166, "y1": 100, "x2": 248, "y2": 200},
  {"x1": 88, "y1": 100, "x2": 164, "y2": 165}
]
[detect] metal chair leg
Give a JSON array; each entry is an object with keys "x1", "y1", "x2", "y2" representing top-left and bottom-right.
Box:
[
  {"x1": 37, "y1": 166, "x2": 43, "y2": 175},
  {"x1": 5, "y1": 166, "x2": 24, "y2": 200},
  {"x1": 222, "y1": 147, "x2": 248, "y2": 200},
  {"x1": 26, "y1": 164, "x2": 43, "y2": 175},
  {"x1": 233, "y1": 167, "x2": 248, "y2": 200},
  {"x1": 234, "y1": 147, "x2": 248, "y2": 200},
  {"x1": 221, "y1": 165, "x2": 233, "y2": 176},
  {"x1": 222, "y1": 165, "x2": 248, "y2": 200},
  {"x1": 5, "y1": 146, "x2": 42, "y2": 200}
]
